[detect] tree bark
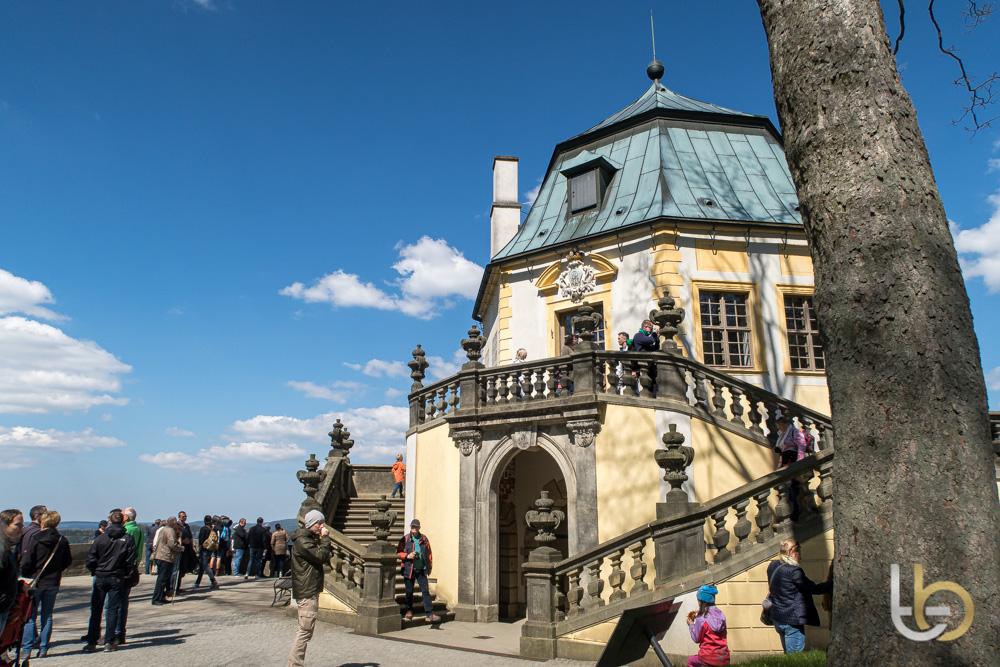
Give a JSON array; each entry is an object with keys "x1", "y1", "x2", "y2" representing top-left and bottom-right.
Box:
[{"x1": 756, "y1": 1, "x2": 999, "y2": 664}]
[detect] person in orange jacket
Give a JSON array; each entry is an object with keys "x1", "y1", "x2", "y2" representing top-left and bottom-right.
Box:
[{"x1": 390, "y1": 454, "x2": 406, "y2": 499}]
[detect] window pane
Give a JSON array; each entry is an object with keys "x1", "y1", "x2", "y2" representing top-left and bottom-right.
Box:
[
  {"x1": 700, "y1": 290, "x2": 752, "y2": 367},
  {"x1": 783, "y1": 294, "x2": 824, "y2": 371}
]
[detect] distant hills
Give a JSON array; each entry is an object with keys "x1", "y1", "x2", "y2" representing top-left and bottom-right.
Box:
[{"x1": 58, "y1": 519, "x2": 298, "y2": 544}]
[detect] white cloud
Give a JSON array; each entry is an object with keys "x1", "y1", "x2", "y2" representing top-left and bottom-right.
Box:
[
  {"x1": 140, "y1": 441, "x2": 304, "y2": 471},
  {"x1": 0, "y1": 426, "x2": 125, "y2": 462},
  {"x1": 287, "y1": 380, "x2": 365, "y2": 401},
  {"x1": 165, "y1": 426, "x2": 195, "y2": 438},
  {"x1": 987, "y1": 366, "x2": 1000, "y2": 391},
  {"x1": 0, "y1": 268, "x2": 64, "y2": 321},
  {"x1": 953, "y1": 190, "x2": 1000, "y2": 292},
  {"x1": 229, "y1": 405, "x2": 409, "y2": 462},
  {"x1": 280, "y1": 237, "x2": 483, "y2": 319},
  {"x1": 523, "y1": 177, "x2": 543, "y2": 207},
  {"x1": 384, "y1": 387, "x2": 403, "y2": 399},
  {"x1": 343, "y1": 359, "x2": 408, "y2": 379},
  {"x1": 0, "y1": 315, "x2": 131, "y2": 414},
  {"x1": 427, "y1": 348, "x2": 467, "y2": 381}
]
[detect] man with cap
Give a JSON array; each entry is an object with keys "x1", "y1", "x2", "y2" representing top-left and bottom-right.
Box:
[
  {"x1": 396, "y1": 519, "x2": 440, "y2": 623},
  {"x1": 287, "y1": 509, "x2": 332, "y2": 667}
]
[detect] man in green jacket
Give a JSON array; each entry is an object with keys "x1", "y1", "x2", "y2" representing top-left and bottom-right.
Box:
[
  {"x1": 117, "y1": 506, "x2": 144, "y2": 645},
  {"x1": 287, "y1": 509, "x2": 331, "y2": 667}
]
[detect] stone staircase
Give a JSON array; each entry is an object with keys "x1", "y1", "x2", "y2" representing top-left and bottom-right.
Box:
[{"x1": 330, "y1": 495, "x2": 453, "y2": 625}]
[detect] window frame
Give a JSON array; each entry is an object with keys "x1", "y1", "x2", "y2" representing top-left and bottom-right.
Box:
[
  {"x1": 776, "y1": 285, "x2": 826, "y2": 376},
  {"x1": 690, "y1": 280, "x2": 763, "y2": 372},
  {"x1": 555, "y1": 302, "x2": 607, "y2": 351}
]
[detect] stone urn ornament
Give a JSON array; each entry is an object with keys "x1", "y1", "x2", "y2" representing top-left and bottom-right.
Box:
[
  {"x1": 461, "y1": 324, "x2": 484, "y2": 367},
  {"x1": 296, "y1": 453, "x2": 325, "y2": 499},
  {"x1": 654, "y1": 424, "x2": 695, "y2": 505},
  {"x1": 525, "y1": 490, "x2": 565, "y2": 545},
  {"x1": 327, "y1": 419, "x2": 354, "y2": 459},
  {"x1": 368, "y1": 495, "x2": 397, "y2": 542},
  {"x1": 651, "y1": 291, "x2": 685, "y2": 353}
]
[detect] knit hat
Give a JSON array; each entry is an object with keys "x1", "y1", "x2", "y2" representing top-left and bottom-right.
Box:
[
  {"x1": 303, "y1": 510, "x2": 325, "y2": 528},
  {"x1": 696, "y1": 584, "x2": 718, "y2": 604},
  {"x1": 410, "y1": 519, "x2": 421, "y2": 529}
]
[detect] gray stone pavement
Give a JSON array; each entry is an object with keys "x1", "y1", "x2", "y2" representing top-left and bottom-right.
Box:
[{"x1": 23, "y1": 575, "x2": 589, "y2": 666}]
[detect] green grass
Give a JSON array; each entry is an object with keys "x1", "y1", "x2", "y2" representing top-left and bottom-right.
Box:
[{"x1": 738, "y1": 651, "x2": 827, "y2": 667}]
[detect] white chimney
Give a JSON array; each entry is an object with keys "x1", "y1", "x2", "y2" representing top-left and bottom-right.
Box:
[{"x1": 490, "y1": 156, "x2": 520, "y2": 257}]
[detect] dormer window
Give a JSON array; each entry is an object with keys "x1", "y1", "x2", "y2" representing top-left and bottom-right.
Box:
[
  {"x1": 560, "y1": 151, "x2": 621, "y2": 216},
  {"x1": 569, "y1": 170, "x2": 601, "y2": 213}
]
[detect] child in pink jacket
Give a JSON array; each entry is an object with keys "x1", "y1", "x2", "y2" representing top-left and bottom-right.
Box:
[{"x1": 687, "y1": 584, "x2": 730, "y2": 666}]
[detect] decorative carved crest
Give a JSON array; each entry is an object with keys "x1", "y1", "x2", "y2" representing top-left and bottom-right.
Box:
[
  {"x1": 453, "y1": 428, "x2": 482, "y2": 457},
  {"x1": 510, "y1": 424, "x2": 537, "y2": 451},
  {"x1": 567, "y1": 418, "x2": 601, "y2": 448},
  {"x1": 556, "y1": 250, "x2": 597, "y2": 303}
]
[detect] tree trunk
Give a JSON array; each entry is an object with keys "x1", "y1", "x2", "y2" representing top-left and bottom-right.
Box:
[{"x1": 756, "y1": 1, "x2": 999, "y2": 664}]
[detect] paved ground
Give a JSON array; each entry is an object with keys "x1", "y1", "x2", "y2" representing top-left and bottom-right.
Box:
[{"x1": 17, "y1": 575, "x2": 588, "y2": 666}]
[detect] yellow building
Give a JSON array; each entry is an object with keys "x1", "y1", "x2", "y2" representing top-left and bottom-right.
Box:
[{"x1": 304, "y1": 60, "x2": 838, "y2": 663}]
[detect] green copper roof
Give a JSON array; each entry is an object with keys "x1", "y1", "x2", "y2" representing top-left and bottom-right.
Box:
[
  {"x1": 493, "y1": 91, "x2": 801, "y2": 261},
  {"x1": 578, "y1": 82, "x2": 753, "y2": 137}
]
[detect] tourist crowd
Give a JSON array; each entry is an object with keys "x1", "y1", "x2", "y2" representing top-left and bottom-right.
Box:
[{"x1": 0, "y1": 503, "x2": 289, "y2": 663}]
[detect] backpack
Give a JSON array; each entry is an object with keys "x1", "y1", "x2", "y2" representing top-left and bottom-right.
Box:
[
  {"x1": 203, "y1": 529, "x2": 219, "y2": 552},
  {"x1": 802, "y1": 429, "x2": 816, "y2": 454}
]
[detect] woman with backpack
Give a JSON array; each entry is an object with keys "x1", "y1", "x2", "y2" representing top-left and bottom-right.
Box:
[
  {"x1": 765, "y1": 539, "x2": 833, "y2": 653},
  {"x1": 194, "y1": 516, "x2": 219, "y2": 590},
  {"x1": 20, "y1": 510, "x2": 73, "y2": 659}
]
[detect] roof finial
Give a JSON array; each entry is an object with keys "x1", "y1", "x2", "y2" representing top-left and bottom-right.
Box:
[{"x1": 647, "y1": 11, "x2": 665, "y2": 83}]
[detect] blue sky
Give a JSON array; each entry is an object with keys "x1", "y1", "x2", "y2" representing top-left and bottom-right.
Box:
[{"x1": 1, "y1": 1, "x2": 997, "y2": 521}]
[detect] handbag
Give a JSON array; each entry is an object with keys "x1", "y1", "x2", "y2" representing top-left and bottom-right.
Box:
[{"x1": 760, "y1": 563, "x2": 784, "y2": 626}]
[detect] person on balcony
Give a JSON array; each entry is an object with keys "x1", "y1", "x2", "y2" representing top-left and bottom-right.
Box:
[
  {"x1": 631, "y1": 319, "x2": 660, "y2": 352},
  {"x1": 287, "y1": 509, "x2": 331, "y2": 667},
  {"x1": 766, "y1": 539, "x2": 832, "y2": 654},
  {"x1": 686, "y1": 584, "x2": 730, "y2": 666},
  {"x1": 397, "y1": 519, "x2": 441, "y2": 623},
  {"x1": 774, "y1": 414, "x2": 807, "y2": 468},
  {"x1": 391, "y1": 454, "x2": 406, "y2": 499}
]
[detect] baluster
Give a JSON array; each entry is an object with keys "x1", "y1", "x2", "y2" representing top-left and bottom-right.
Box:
[
  {"x1": 608, "y1": 358, "x2": 623, "y2": 395},
  {"x1": 774, "y1": 481, "x2": 794, "y2": 527},
  {"x1": 753, "y1": 489, "x2": 774, "y2": 542},
  {"x1": 344, "y1": 554, "x2": 358, "y2": 591},
  {"x1": 486, "y1": 376, "x2": 497, "y2": 405},
  {"x1": 711, "y1": 508, "x2": 731, "y2": 563},
  {"x1": 729, "y1": 386, "x2": 746, "y2": 428},
  {"x1": 585, "y1": 558, "x2": 605, "y2": 608},
  {"x1": 566, "y1": 567, "x2": 584, "y2": 616},
  {"x1": 733, "y1": 499, "x2": 752, "y2": 553},
  {"x1": 815, "y1": 423, "x2": 832, "y2": 451},
  {"x1": 817, "y1": 466, "x2": 833, "y2": 507},
  {"x1": 564, "y1": 362, "x2": 575, "y2": 395},
  {"x1": 796, "y1": 470, "x2": 817, "y2": 517},
  {"x1": 747, "y1": 394, "x2": 765, "y2": 435},
  {"x1": 636, "y1": 359, "x2": 653, "y2": 396},
  {"x1": 546, "y1": 365, "x2": 558, "y2": 398},
  {"x1": 495, "y1": 372, "x2": 509, "y2": 403},
  {"x1": 519, "y1": 369, "x2": 532, "y2": 400},
  {"x1": 534, "y1": 367, "x2": 547, "y2": 398},
  {"x1": 425, "y1": 393, "x2": 437, "y2": 420},
  {"x1": 693, "y1": 371, "x2": 710, "y2": 411},
  {"x1": 435, "y1": 387, "x2": 447, "y2": 416},
  {"x1": 764, "y1": 404, "x2": 778, "y2": 440},
  {"x1": 607, "y1": 549, "x2": 627, "y2": 603},
  {"x1": 628, "y1": 541, "x2": 649, "y2": 595},
  {"x1": 711, "y1": 379, "x2": 727, "y2": 417},
  {"x1": 352, "y1": 554, "x2": 364, "y2": 591},
  {"x1": 449, "y1": 383, "x2": 460, "y2": 412},
  {"x1": 331, "y1": 544, "x2": 344, "y2": 583},
  {"x1": 416, "y1": 394, "x2": 427, "y2": 424}
]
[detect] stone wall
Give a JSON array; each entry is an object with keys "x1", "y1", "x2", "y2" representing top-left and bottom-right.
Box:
[{"x1": 351, "y1": 465, "x2": 395, "y2": 497}]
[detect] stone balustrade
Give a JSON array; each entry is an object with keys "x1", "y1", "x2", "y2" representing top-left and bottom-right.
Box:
[{"x1": 519, "y1": 449, "x2": 834, "y2": 657}]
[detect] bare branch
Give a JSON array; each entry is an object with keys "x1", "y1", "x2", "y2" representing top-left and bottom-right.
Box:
[
  {"x1": 964, "y1": 1, "x2": 993, "y2": 28},
  {"x1": 928, "y1": 0, "x2": 999, "y2": 131},
  {"x1": 893, "y1": 0, "x2": 906, "y2": 54}
]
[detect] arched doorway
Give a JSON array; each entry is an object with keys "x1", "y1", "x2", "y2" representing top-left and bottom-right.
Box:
[{"x1": 495, "y1": 448, "x2": 568, "y2": 620}]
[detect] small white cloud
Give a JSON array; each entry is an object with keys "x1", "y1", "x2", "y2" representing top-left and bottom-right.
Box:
[
  {"x1": 953, "y1": 190, "x2": 1000, "y2": 292},
  {"x1": 987, "y1": 366, "x2": 1000, "y2": 391},
  {"x1": 384, "y1": 387, "x2": 403, "y2": 399},
  {"x1": 343, "y1": 359, "x2": 408, "y2": 379},
  {"x1": 140, "y1": 441, "x2": 304, "y2": 471},
  {"x1": 167, "y1": 306, "x2": 184, "y2": 316},
  {"x1": 427, "y1": 348, "x2": 467, "y2": 381},
  {"x1": 523, "y1": 177, "x2": 543, "y2": 207},
  {"x1": 281, "y1": 237, "x2": 483, "y2": 320},
  {"x1": 0, "y1": 426, "x2": 125, "y2": 456},
  {"x1": 0, "y1": 268, "x2": 65, "y2": 321},
  {"x1": 165, "y1": 426, "x2": 196, "y2": 438},
  {"x1": 286, "y1": 380, "x2": 364, "y2": 402},
  {"x1": 100, "y1": 413, "x2": 113, "y2": 422}
]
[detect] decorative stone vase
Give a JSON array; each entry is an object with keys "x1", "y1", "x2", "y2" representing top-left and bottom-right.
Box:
[
  {"x1": 461, "y1": 325, "x2": 483, "y2": 366},
  {"x1": 408, "y1": 345, "x2": 428, "y2": 391},
  {"x1": 296, "y1": 453, "x2": 325, "y2": 499},
  {"x1": 368, "y1": 495, "x2": 397, "y2": 542},
  {"x1": 525, "y1": 490, "x2": 565, "y2": 545},
  {"x1": 651, "y1": 291, "x2": 685, "y2": 353},
  {"x1": 328, "y1": 419, "x2": 354, "y2": 458},
  {"x1": 571, "y1": 303, "x2": 603, "y2": 347},
  {"x1": 654, "y1": 424, "x2": 695, "y2": 502}
]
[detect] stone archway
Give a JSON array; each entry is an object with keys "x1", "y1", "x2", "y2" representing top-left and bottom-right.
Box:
[{"x1": 495, "y1": 448, "x2": 568, "y2": 620}]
